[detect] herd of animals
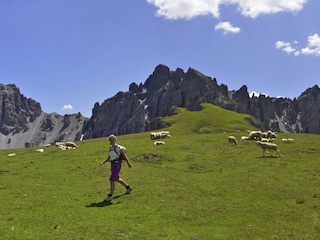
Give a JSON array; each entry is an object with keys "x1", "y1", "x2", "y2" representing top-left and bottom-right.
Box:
[
  {"x1": 7, "y1": 129, "x2": 293, "y2": 158},
  {"x1": 228, "y1": 130, "x2": 294, "y2": 157},
  {"x1": 7, "y1": 141, "x2": 79, "y2": 156},
  {"x1": 150, "y1": 131, "x2": 171, "y2": 146},
  {"x1": 150, "y1": 129, "x2": 294, "y2": 158}
]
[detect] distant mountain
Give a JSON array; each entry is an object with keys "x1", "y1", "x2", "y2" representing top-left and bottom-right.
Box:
[
  {"x1": 0, "y1": 84, "x2": 87, "y2": 149},
  {"x1": 1, "y1": 64, "x2": 320, "y2": 149},
  {"x1": 83, "y1": 64, "x2": 320, "y2": 138}
]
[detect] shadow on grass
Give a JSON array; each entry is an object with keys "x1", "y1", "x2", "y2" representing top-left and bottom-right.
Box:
[
  {"x1": 86, "y1": 194, "x2": 125, "y2": 207},
  {"x1": 258, "y1": 156, "x2": 280, "y2": 158}
]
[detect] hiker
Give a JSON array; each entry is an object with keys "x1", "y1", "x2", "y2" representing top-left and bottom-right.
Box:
[{"x1": 99, "y1": 134, "x2": 133, "y2": 202}]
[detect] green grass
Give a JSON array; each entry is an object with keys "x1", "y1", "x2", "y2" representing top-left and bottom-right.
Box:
[
  {"x1": 1, "y1": 103, "x2": 320, "y2": 239},
  {"x1": 164, "y1": 103, "x2": 256, "y2": 135}
]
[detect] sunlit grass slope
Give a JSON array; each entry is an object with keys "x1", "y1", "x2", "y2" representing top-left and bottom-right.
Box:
[
  {"x1": 164, "y1": 103, "x2": 256, "y2": 135},
  {"x1": 1, "y1": 103, "x2": 319, "y2": 239}
]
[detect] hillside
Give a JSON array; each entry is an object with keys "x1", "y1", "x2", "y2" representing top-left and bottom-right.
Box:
[
  {"x1": 1, "y1": 103, "x2": 319, "y2": 239},
  {"x1": 163, "y1": 103, "x2": 257, "y2": 135},
  {"x1": 83, "y1": 65, "x2": 320, "y2": 139},
  {"x1": 2, "y1": 64, "x2": 320, "y2": 150}
]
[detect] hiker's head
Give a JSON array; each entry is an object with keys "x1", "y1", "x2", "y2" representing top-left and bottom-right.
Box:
[{"x1": 108, "y1": 134, "x2": 117, "y2": 143}]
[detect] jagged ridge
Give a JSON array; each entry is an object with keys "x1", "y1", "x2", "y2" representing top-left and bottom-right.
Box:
[
  {"x1": 1, "y1": 64, "x2": 320, "y2": 149},
  {"x1": 83, "y1": 64, "x2": 320, "y2": 139}
]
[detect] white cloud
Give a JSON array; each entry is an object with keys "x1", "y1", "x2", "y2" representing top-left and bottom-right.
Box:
[
  {"x1": 61, "y1": 104, "x2": 74, "y2": 111},
  {"x1": 276, "y1": 34, "x2": 320, "y2": 57},
  {"x1": 147, "y1": 0, "x2": 220, "y2": 19},
  {"x1": 146, "y1": 0, "x2": 307, "y2": 19},
  {"x1": 275, "y1": 41, "x2": 296, "y2": 54},
  {"x1": 215, "y1": 21, "x2": 240, "y2": 35},
  {"x1": 234, "y1": 0, "x2": 306, "y2": 18},
  {"x1": 295, "y1": 34, "x2": 320, "y2": 56}
]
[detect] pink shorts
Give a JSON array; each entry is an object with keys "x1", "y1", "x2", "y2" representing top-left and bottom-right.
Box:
[{"x1": 109, "y1": 161, "x2": 122, "y2": 181}]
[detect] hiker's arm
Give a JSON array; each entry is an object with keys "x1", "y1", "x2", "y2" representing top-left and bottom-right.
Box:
[
  {"x1": 121, "y1": 149, "x2": 132, "y2": 168},
  {"x1": 99, "y1": 156, "x2": 110, "y2": 166}
]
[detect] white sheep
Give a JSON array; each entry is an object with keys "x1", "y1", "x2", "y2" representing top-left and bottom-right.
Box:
[
  {"x1": 228, "y1": 136, "x2": 238, "y2": 146},
  {"x1": 261, "y1": 137, "x2": 274, "y2": 142},
  {"x1": 241, "y1": 136, "x2": 249, "y2": 141},
  {"x1": 150, "y1": 131, "x2": 171, "y2": 140},
  {"x1": 66, "y1": 141, "x2": 78, "y2": 149},
  {"x1": 267, "y1": 130, "x2": 277, "y2": 139},
  {"x1": 55, "y1": 142, "x2": 66, "y2": 147},
  {"x1": 153, "y1": 141, "x2": 166, "y2": 146},
  {"x1": 282, "y1": 138, "x2": 294, "y2": 143},
  {"x1": 36, "y1": 149, "x2": 44, "y2": 153},
  {"x1": 59, "y1": 145, "x2": 67, "y2": 150},
  {"x1": 256, "y1": 141, "x2": 281, "y2": 157},
  {"x1": 55, "y1": 141, "x2": 77, "y2": 150},
  {"x1": 248, "y1": 131, "x2": 262, "y2": 140}
]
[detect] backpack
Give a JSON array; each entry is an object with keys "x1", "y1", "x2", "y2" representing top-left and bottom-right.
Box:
[{"x1": 111, "y1": 145, "x2": 126, "y2": 161}]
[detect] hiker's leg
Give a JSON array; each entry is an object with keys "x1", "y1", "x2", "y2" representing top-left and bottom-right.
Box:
[
  {"x1": 118, "y1": 178, "x2": 133, "y2": 194},
  {"x1": 110, "y1": 180, "x2": 116, "y2": 195},
  {"x1": 117, "y1": 178, "x2": 129, "y2": 187}
]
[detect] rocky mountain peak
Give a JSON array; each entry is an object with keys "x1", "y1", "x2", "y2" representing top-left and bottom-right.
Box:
[
  {"x1": 0, "y1": 83, "x2": 87, "y2": 149},
  {"x1": 2, "y1": 65, "x2": 320, "y2": 149},
  {"x1": 0, "y1": 83, "x2": 42, "y2": 135},
  {"x1": 83, "y1": 64, "x2": 320, "y2": 138}
]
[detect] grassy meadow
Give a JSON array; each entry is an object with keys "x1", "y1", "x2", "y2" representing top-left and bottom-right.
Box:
[{"x1": 1, "y1": 103, "x2": 320, "y2": 239}]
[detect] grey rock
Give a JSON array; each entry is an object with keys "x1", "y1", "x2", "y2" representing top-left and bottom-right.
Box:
[
  {"x1": 2, "y1": 65, "x2": 320, "y2": 149},
  {"x1": 0, "y1": 83, "x2": 87, "y2": 149},
  {"x1": 83, "y1": 64, "x2": 320, "y2": 138}
]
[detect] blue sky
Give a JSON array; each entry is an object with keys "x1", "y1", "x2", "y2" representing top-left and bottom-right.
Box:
[{"x1": 1, "y1": 0, "x2": 319, "y2": 117}]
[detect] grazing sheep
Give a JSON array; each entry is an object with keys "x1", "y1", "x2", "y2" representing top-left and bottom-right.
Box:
[
  {"x1": 150, "y1": 131, "x2": 171, "y2": 140},
  {"x1": 55, "y1": 141, "x2": 77, "y2": 150},
  {"x1": 36, "y1": 149, "x2": 44, "y2": 153},
  {"x1": 241, "y1": 136, "x2": 249, "y2": 141},
  {"x1": 66, "y1": 141, "x2": 78, "y2": 149},
  {"x1": 248, "y1": 131, "x2": 262, "y2": 140},
  {"x1": 59, "y1": 145, "x2": 67, "y2": 150},
  {"x1": 261, "y1": 137, "x2": 274, "y2": 142},
  {"x1": 282, "y1": 138, "x2": 294, "y2": 143},
  {"x1": 150, "y1": 132, "x2": 159, "y2": 140},
  {"x1": 55, "y1": 142, "x2": 66, "y2": 147},
  {"x1": 153, "y1": 141, "x2": 166, "y2": 146},
  {"x1": 256, "y1": 141, "x2": 281, "y2": 157},
  {"x1": 8, "y1": 153, "x2": 16, "y2": 157},
  {"x1": 267, "y1": 130, "x2": 277, "y2": 139},
  {"x1": 228, "y1": 136, "x2": 238, "y2": 146}
]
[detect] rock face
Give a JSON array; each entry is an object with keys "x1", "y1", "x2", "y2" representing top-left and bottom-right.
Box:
[
  {"x1": 84, "y1": 91, "x2": 146, "y2": 137},
  {"x1": 2, "y1": 65, "x2": 320, "y2": 149},
  {"x1": 0, "y1": 83, "x2": 87, "y2": 149},
  {"x1": 0, "y1": 84, "x2": 42, "y2": 135},
  {"x1": 83, "y1": 64, "x2": 320, "y2": 138}
]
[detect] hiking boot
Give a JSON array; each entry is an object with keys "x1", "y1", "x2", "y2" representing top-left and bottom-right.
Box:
[
  {"x1": 104, "y1": 194, "x2": 113, "y2": 202},
  {"x1": 125, "y1": 186, "x2": 133, "y2": 194}
]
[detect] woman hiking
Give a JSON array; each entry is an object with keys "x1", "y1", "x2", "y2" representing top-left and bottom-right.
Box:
[{"x1": 99, "y1": 134, "x2": 133, "y2": 202}]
